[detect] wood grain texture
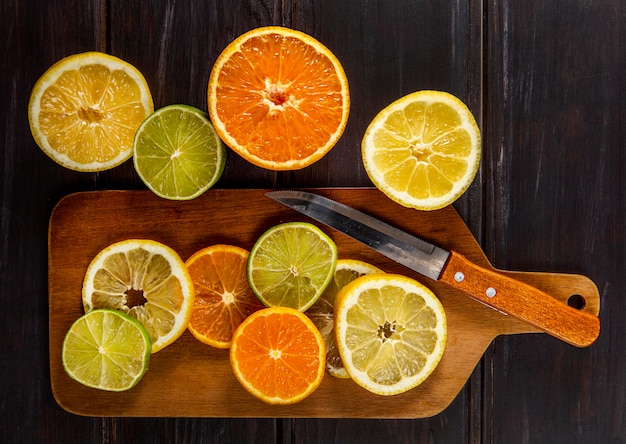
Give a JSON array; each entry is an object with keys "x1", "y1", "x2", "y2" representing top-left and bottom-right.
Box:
[
  {"x1": 483, "y1": 1, "x2": 626, "y2": 442},
  {"x1": 48, "y1": 189, "x2": 599, "y2": 418},
  {"x1": 439, "y1": 251, "x2": 600, "y2": 347},
  {"x1": 2, "y1": 0, "x2": 625, "y2": 442}
]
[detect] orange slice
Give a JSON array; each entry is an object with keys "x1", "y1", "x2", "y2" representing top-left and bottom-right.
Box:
[
  {"x1": 185, "y1": 245, "x2": 264, "y2": 348},
  {"x1": 208, "y1": 26, "x2": 350, "y2": 170},
  {"x1": 230, "y1": 306, "x2": 325, "y2": 405},
  {"x1": 28, "y1": 52, "x2": 153, "y2": 171}
]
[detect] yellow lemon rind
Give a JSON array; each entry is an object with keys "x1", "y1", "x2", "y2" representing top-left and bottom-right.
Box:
[
  {"x1": 362, "y1": 90, "x2": 481, "y2": 211},
  {"x1": 82, "y1": 239, "x2": 194, "y2": 353},
  {"x1": 28, "y1": 51, "x2": 153, "y2": 172},
  {"x1": 334, "y1": 273, "x2": 447, "y2": 396}
]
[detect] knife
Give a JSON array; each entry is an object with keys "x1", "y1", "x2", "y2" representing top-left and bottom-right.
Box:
[{"x1": 266, "y1": 190, "x2": 600, "y2": 348}]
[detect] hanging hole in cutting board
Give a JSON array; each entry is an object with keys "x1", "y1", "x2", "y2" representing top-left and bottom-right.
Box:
[{"x1": 567, "y1": 294, "x2": 586, "y2": 310}]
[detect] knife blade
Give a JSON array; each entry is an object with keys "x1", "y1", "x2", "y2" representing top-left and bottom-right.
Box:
[{"x1": 266, "y1": 190, "x2": 600, "y2": 348}]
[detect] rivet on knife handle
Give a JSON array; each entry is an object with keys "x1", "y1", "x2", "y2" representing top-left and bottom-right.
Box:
[
  {"x1": 439, "y1": 251, "x2": 601, "y2": 347},
  {"x1": 266, "y1": 190, "x2": 602, "y2": 348}
]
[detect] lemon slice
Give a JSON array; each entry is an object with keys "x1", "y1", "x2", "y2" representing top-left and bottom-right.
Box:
[
  {"x1": 133, "y1": 105, "x2": 226, "y2": 200},
  {"x1": 306, "y1": 259, "x2": 384, "y2": 378},
  {"x1": 62, "y1": 309, "x2": 151, "y2": 391},
  {"x1": 247, "y1": 222, "x2": 338, "y2": 311},
  {"x1": 334, "y1": 274, "x2": 447, "y2": 395},
  {"x1": 82, "y1": 239, "x2": 194, "y2": 353},
  {"x1": 28, "y1": 51, "x2": 153, "y2": 171},
  {"x1": 362, "y1": 90, "x2": 481, "y2": 210}
]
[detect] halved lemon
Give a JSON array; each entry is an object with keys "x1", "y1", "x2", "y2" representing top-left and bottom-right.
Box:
[
  {"x1": 82, "y1": 239, "x2": 194, "y2": 353},
  {"x1": 362, "y1": 90, "x2": 480, "y2": 210},
  {"x1": 306, "y1": 259, "x2": 384, "y2": 378},
  {"x1": 28, "y1": 51, "x2": 153, "y2": 171},
  {"x1": 334, "y1": 274, "x2": 447, "y2": 395}
]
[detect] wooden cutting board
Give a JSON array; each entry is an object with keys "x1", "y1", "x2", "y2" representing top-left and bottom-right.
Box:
[{"x1": 48, "y1": 189, "x2": 600, "y2": 418}]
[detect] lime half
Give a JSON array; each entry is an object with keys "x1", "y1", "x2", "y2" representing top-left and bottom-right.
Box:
[
  {"x1": 133, "y1": 104, "x2": 226, "y2": 200},
  {"x1": 62, "y1": 309, "x2": 152, "y2": 391},
  {"x1": 247, "y1": 222, "x2": 338, "y2": 311}
]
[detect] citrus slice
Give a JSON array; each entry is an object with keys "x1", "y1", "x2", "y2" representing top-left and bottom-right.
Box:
[
  {"x1": 306, "y1": 259, "x2": 384, "y2": 378},
  {"x1": 230, "y1": 306, "x2": 325, "y2": 404},
  {"x1": 208, "y1": 26, "x2": 350, "y2": 170},
  {"x1": 28, "y1": 51, "x2": 153, "y2": 171},
  {"x1": 62, "y1": 308, "x2": 151, "y2": 391},
  {"x1": 334, "y1": 274, "x2": 447, "y2": 395},
  {"x1": 133, "y1": 104, "x2": 226, "y2": 200},
  {"x1": 82, "y1": 239, "x2": 194, "y2": 353},
  {"x1": 247, "y1": 222, "x2": 338, "y2": 311},
  {"x1": 362, "y1": 90, "x2": 481, "y2": 210},
  {"x1": 185, "y1": 245, "x2": 264, "y2": 348}
]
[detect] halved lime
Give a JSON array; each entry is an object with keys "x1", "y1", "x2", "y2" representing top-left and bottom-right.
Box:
[
  {"x1": 247, "y1": 222, "x2": 338, "y2": 311},
  {"x1": 62, "y1": 308, "x2": 151, "y2": 391},
  {"x1": 306, "y1": 259, "x2": 384, "y2": 378},
  {"x1": 133, "y1": 104, "x2": 226, "y2": 200}
]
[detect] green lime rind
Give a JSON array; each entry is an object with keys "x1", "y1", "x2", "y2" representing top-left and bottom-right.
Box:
[
  {"x1": 247, "y1": 222, "x2": 338, "y2": 312},
  {"x1": 133, "y1": 104, "x2": 226, "y2": 200},
  {"x1": 62, "y1": 308, "x2": 152, "y2": 392}
]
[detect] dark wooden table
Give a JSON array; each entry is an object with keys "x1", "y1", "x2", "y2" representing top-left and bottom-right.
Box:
[{"x1": 2, "y1": 1, "x2": 624, "y2": 442}]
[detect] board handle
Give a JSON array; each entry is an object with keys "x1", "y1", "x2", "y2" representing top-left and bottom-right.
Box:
[{"x1": 439, "y1": 251, "x2": 601, "y2": 347}]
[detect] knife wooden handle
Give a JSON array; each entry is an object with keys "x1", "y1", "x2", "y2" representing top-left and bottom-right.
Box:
[{"x1": 439, "y1": 250, "x2": 600, "y2": 347}]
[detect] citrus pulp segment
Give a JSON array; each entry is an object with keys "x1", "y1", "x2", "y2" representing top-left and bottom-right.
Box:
[
  {"x1": 185, "y1": 245, "x2": 264, "y2": 348},
  {"x1": 208, "y1": 26, "x2": 350, "y2": 170},
  {"x1": 133, "y1": 104, "x2": 226, "y2": 200},
  {"x1": 28, "y1": 51, "x2": 153, "y2": 171},
  {"x1": 230, "y1": 306, "x2": 325, "y2": 405},
  {"x1": 306, "y1": 259, "x2": 384, "y2": 378},
  {"x1": 62, "y1": 309, "x2": 151, "y2": 391},
  {"x1": 82, "y1": 239, "x2": 194, "y2": 353},
  {"x1": 247, "y1": 222, "x2": 338, "y2": 311},
  {"x1": 334, "y1": 274, "x2": 447, "y2": 395},
  {"x1": 362, "y1": 90, "x2": 481, "y2": 210}
]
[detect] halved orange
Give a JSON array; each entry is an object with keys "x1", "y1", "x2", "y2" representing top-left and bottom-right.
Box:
[
  {"x1": 230, "y1": 306, "x2": 325, "y2": 405},
  {"x1": 208, "y1": 26, "x2": 350, "y2": 170},
  {"x1": 185, "y1": 245, "x2": 264, "y2": 348}
]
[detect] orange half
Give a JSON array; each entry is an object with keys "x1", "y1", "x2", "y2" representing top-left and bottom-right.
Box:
[
  {"x1": 185, "y1": 245, "x2": 264, "y2": 348},
  {"x1": 208, "y1": 26, "x2": 350, "y2": 170},
  {"x1": 230, "y1": 307, "x2": 325, "y2": 405}
]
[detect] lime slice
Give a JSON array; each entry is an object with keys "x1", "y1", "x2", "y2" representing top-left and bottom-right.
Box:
[
  {"x1": 133, "y1": 104, "x2": 226, "y2": 200},
  {"x1": 247, "y1": 222, "x2": 338, "y2": 311},
  {"x1": 62, "y1": 309, "x2": 151, "y2": 391},
  {"x1": 306, "y1": 259, "x2": 384, "y2": 378}
]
